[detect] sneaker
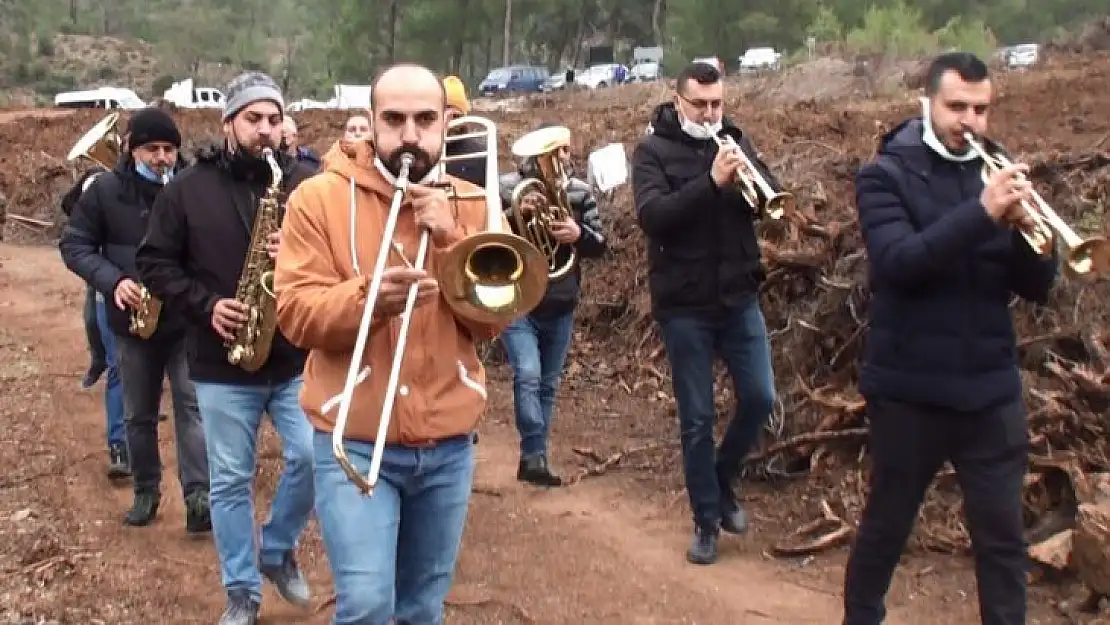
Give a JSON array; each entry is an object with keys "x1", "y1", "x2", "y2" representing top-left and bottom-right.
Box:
[
  {"x1": 185, "y1": 489, "x2": 212, "y2": 536},
  {"x1": 123, "y1": 491, "x2": 160, "y2": 526},
  {"x1": 218, "y1": 590, "x2": 259, "y2": 625},
  {"x1": 260, "y1": 551, "x2": 311, "y2": 608},
  {"x1": 107, "y1": 443, "x2": 131, "y2": 479}
]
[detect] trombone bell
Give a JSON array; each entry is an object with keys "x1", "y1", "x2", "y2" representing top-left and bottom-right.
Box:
[{"x1": 436, "y1": 231, "x2": 548, "y2": 325}]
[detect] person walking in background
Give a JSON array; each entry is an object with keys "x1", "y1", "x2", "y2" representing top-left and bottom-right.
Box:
[
  {"x1": 60, "y1": 107, "x2": 211, "y2": 533},
  {"x1": 498, "y1": 123, "x2": 607, "y2": 486},
  {"x1": 281, "y1": 116, "x2": 321, "y2": 172}
]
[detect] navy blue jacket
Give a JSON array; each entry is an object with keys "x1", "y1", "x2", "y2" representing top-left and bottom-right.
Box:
[{"x1": 856, "y1": 118, "x2": 1058, "y2": 412}]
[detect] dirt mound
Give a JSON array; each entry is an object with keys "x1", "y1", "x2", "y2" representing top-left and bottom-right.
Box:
[{"x1": 3, "y1": 50, "x2": 1110, "y2": 570}]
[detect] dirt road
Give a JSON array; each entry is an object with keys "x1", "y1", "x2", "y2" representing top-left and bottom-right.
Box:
[{"x1": 0, "y1": 242, "x2": 1062, "y2": 624}]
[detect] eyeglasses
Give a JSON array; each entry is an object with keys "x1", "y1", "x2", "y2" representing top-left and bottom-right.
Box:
[{"x1": 679, "y1": 94, "x2": 722, "y2": 110}]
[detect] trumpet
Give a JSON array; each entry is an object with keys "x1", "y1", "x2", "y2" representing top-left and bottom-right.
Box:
[
  {"x1": 331, "y1": 116, "x2": 548, "y2": 495},
  {"x1": 707, "y1": 124, "x2": 794, "y2": 220},
  {"x1": 962, "y1": 130, "x2": 1110, "y2": 278}
]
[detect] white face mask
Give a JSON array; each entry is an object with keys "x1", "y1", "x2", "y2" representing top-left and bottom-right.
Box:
[
  {"x1": 676, "y1": 104, "x2": 721, "y2": 140},
  {"x1": 920, "y1": 97, "x2": 978, "y2": 163}
]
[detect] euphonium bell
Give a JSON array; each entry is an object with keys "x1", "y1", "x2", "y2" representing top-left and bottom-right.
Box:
[{"x1": 506, "y1": 125, "x2": 578, "y2": 281}]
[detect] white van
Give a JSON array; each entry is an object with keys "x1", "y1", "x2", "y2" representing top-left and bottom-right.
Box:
[{"x1": 55, "y1": 87, "x2": 147, "y2": 110}]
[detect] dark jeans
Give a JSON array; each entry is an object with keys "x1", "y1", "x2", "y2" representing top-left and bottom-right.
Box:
[
  {"x1": 658, "y1": 296, "x2": 776, "y2": 529},
  {"x1": 84, "y1": 285, "x2": 106, "y2": 369},
  {"x1": 115, "y1": 334, "x2": 209, "y2": 497},
  {"x1": 843, "y1": 398, "x2": 1029, "y2": 625},
  {"x1": 500, "y1": 312, "x2": 575, "y2": 458}
]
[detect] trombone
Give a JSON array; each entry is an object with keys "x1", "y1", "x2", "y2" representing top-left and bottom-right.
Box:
[
  {"x1": 331, "y1": 116, "x2": 548, "y2": 495},
  {"x1": 706, "y1": 124, "x2": 795, "y2": 220},
  {"x1": 962, "y1": 130, "x2": 1110, "y2": 278}
]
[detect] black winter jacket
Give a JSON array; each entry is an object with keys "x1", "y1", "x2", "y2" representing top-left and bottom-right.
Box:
[
  {"x1": 58, "y1": 157, "x2": 188, "y2": 341},
  {"x1": 135, "y1": 144, "x2": 314, "y2": 386},
  {"x1": 498, "y1": 167, "x2": 607, "y2": 318},
  {"x1": 631, "y1": 102, "x2": 779, "y2": 320},
  {"x1": 856, "y1": 118, "x2": 1058, "y2": 412}
]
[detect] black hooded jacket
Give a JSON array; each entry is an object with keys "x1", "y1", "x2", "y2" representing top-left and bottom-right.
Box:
[
  {"x1": 58, "y1": 155, "x2": 189, "y2": 341},
  {"x1": 631, "y1": 101, "x2": 779, "y2": 320},
  {"x1": 135, "y1": 143, "x2": 314, "y2": 386},
  {"x1": 498, "y1": 161, "x2": 607, "y2": 318},
  {"x1": 856, "y1": 117, "x2": 1058, "y2": 412}
]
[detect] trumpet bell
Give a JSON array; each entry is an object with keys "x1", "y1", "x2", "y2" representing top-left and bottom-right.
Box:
[
  {"x1": 435, "y1": 231, "x2": 549, "y2": 325},
  {"x1": 68, "y1": 112, "x2": 122, "y2": 170},
  {"x1": 765, "y1": 192, "x2": 796, "y2": 221},
  {"x1": 1067, "y1": 236, "x2": 1110, "y2": 278}
]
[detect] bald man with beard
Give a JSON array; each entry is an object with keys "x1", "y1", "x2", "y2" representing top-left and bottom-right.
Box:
[{"x1": 274, "y1": 62, "x2": 510, "y2": 624}]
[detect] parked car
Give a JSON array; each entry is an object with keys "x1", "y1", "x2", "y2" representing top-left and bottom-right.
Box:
[
  {"x1": 738, "y1": 47, "x2": 781, "y2": 73},
  {"x1": 478, "y1": 65, "x2": 550, "y2": 96},
  {"x1": 629, "y1": 61, "x2": 660, "y2": 82},
  {"x1": 576, "y1": 63, "x2": 629, "y2": 89}
]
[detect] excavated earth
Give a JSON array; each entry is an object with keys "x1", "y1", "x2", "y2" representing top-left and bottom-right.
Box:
[{"x1": 2, "y1": 51, "x2": 1110, "y2": 623}]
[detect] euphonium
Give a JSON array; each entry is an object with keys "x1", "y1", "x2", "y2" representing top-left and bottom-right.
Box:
[
  {"x1": 226, "y1": 148, "x2": 284, "y2": 371},
  {"x1": 330, "y1": 116, "x2": 548, "y2": 495},
  {"x1": 962, "y1": 129, "x2": 1110, "y2": 278},
  {"x1": 707, "y1": 124, "x2": 795, "y2": 220},
  {"x1": 507, "y1": 125, "x2": 577, "y2": 280}
]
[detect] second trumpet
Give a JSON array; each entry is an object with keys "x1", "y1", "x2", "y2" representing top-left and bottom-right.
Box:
[{"x1": 707, "y1": 124, "x2": 794, "y2": 220}]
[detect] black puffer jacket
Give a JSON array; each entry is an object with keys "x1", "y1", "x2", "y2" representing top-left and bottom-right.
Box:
[
  {"x1": 498, "y1": 164, "x2": 607, "y2": 318},
  {"x1": 58, "y1": 156, "x2": 188, "y2": 341},
  {"x1": 136, "y1": 143, "x2": 314, "y2": 385},
  {"x1": 631, "y1": 102, "x2": 780, "y2": 320}
]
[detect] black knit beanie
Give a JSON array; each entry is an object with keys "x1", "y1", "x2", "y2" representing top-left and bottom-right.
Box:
[{"x1": 128, "y1": 107, "x2": 182, "y2": 149}]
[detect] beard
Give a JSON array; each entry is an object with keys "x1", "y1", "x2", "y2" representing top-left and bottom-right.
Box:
[
  {"x1": 229, "y1": 128, "x2": 278, "y2": 158},
  {"x1": 381, "y1": 143, "x2": 438, "y2": 182}
]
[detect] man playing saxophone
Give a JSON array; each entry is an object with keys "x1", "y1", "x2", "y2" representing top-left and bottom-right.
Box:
[
  {"x1": 59, "y1": 107, "x2": 210, "y2": 531},
  {"x1": 274, "y1": 62, "x2": 510, "y2": 625},
  {"x1": 499, "y1": 123, "x2": 607, "y2": 486},
  {"x1": 136, "y1": 72, "x2": 316, "y2": 625},
  {"x1": 843, "y1": 52, "x2": 1058, "y2": 625}
]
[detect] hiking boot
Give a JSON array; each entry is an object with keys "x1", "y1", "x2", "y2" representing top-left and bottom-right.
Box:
[
  {"x1": 218, "y1": 590, "x2": 259, "y2": 625},
  {"x1": 517, "y1": 455, "x2": 563, "y2": 487},
  {"x1": 123, "y1": 491, "x2": 160, "y2": 526},
  {"x1": 261, "y1": 551, "x2": 311, "y2": 608},
  {"x1": 686, "y1": 525, "x2": 719, "y2": 565},
  {"x1": 720, "y1": 497, "x2": 749, "y2": 535},
  {"x1": 185, "y1": 489, "x2": 212, "y2": 536},
  {"x1": 107, "y1": 443, "x2": 131, "y2": 479}
]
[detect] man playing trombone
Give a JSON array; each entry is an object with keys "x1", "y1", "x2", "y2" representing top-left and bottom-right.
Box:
[
  {"x1": 844, "y1": 52, "x2": 1059, "y2": 625},
  {"x1": 631, "y1": 61, "x2": 779, "y2": 565},
  {"x1": 274, "y1": 62, "x2": 515, "y2": 624}
]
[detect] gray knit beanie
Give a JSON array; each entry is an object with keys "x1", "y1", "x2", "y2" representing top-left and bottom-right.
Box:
[{"x1": 222, "y1": 71, "x2": 284, "y2": 122}]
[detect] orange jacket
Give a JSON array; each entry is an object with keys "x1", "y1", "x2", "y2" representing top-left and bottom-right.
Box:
[{"x1": 274, "y1": 140, "x2": 508, "y2": 444}]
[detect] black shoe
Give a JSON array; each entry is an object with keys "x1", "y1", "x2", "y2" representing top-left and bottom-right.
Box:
[
  {"x1": 80, "y1": 362, "x2": 106, "y2": 390},
  {"x1": 185, "y1": 489, "x2": 212, "y2": 536},
  {"x1": 123, "y1": 491, "x2": 160, "y2": 526},
  {"x1": 107, "y1": 443, "x2": 131, "y2": 479},
  {"x1": 686, "y1": 525, "x2": 719, "y2": 565},
  {"x1": 261, "y1": 551, "x2": 311, "y2": 608},
  {"x1": 219, "y1": 590, "x2": 260, "y2": 625},
  {"x1": 517, "y1": 455, "x2": 563, "y2": 487}
]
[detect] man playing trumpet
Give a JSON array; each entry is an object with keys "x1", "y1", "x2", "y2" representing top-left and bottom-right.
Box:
[
  {"x1": 59, "y1": 107, "x2": 210, "y2": 532},
  {"x1": 844, "y1": 52, "x2": 1058, "y2": 625},
  {"x1": 631, "y1": 61, "x2": 779, "y2": 565},
  {"x1": 274, "y1": 62, "x2": 510, "y2": 624}
]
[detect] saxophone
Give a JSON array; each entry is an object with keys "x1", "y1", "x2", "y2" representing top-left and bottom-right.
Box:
[
  {"x1": 128, "y1": 287, "x2": 162, "y2": 339},
  {"x1": 226, "y1": 147, "x2": 284, "y2": 372}
]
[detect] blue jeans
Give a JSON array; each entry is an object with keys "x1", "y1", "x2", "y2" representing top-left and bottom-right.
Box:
[
  {"x1": 94, "y1": 296, "x2": 126, "y2": 448},
  {"x1": 193, "y1": 376, "x2": 315, "y2": 602},
  {"x1": 500, "y1": 312, "x2": 575, "y2": 458},
  {"x1": 314, "y1": 431, "x2": 476, "y2": 624},
  {"x1": 658, "y1": 296, "x2": 776, "y2": 529}
]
